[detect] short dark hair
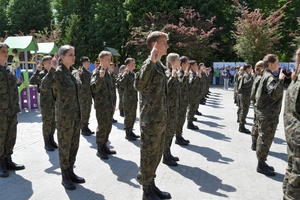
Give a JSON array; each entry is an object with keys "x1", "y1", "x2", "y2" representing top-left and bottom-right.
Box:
[
  {"x1": 146, "y1": 31, "x2": 169, "y2": 49},
  {"x1": 180, "y1": 56, "x2": 189, "y2": 66},
  {"x1": 190, "y1": 60, "x2": 196, "y2": 66},
  {"x1": 99, "y1": 51, "x2": 112, "y2": 59},
  {"x1": 42, "y1": 55, "x2": 52, "y2": 64},
  {"x1": 12, "y1": 48, "x2": 18, "y2": 54},
  {"x1": 124, "y1": 58, "x2": 135, "y2": 66},
  {"x1": 80, "y1": 56, "x2": 90, "y2": 63},
  {"x1": 119, "y1": 65, "x2": 126, "y2": 71},
  {"x1": 243, "y1": 63, "x2": 252, "y2": 70},
  {"x1": 263, "y1": 54, "x2": 278, "y2": 68}
]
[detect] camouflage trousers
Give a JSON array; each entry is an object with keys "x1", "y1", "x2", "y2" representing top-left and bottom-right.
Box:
[
  {"x1": 237, "y1": 95, "x2": 251, "y2": 124},
  {"x1": 176, "y1": 100, "x2": 188, "y2": 137},
  {"x1": 283, "y1": 140, "x2": 300, "y2": 200},
  {"x1": 0, "y1": 114, "x2": 18, "y2": 158},
  {"x1": 187, "y1": 99, "x2": 199, "y2": 122},
  {"x1": 57, "y1": 119, "x2": 81, "y2": 170},
  {"x1": 124, "y1": 101, "x2": 137, "y2": 129},
  {"x1": 95, "y1": 107, "x2": 113, "y2": 145},
  {"x1": 41, "y1": 106, "x2": 56, "y2": 139},
  {"x1": 164, "y1": 117, "x2": 176, "y2": 153},
  {"x1": 256, "y1": 117, "x2": 278, "y2": 161},
  {"x1": 251, "y1": 106, "x2": 259, "y2": 141},
  {"x1": 81, "y1": 98, "x2": 92, "y2": 127},
  {"x1": 137, "y1": 121, "x2": 166, "y2": 185},
  {"x1": 118, "y1": 90, "x2": 124, "y2": 112}
]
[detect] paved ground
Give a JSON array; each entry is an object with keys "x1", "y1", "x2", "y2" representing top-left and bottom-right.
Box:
[{"x1": 0, "y1": 85, "x2": 287, "y2": 200}]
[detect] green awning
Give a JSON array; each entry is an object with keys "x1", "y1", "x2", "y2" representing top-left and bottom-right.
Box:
[
  {"x1": 104, "y1": 47, "x2": 121, "y2": 57},
  {"x1": 31, "y1": 42, "x2": 58, "y2": 55},
  {"x1": 4, "y1": 36, "x2": 38, "y2": 55}
]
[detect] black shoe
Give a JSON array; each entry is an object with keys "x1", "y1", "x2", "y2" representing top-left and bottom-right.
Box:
[
  {"x1": 151, "y1": 180, "x2": 172, "y2": 199},
  {"x1": 205, "y1": 95, "x2": 209, "y2": 98},
  {"x1": 200, "y1": 102, "x2": 206, "y2": 105},
  {"x1": 167, "y1": 150, "x2": 179, "y2": 162},
  {"x1": 193, "y1": 117, "x2": 197, "y2": 121},
  {"x1": 49, "y1": 134, "x2": 58, "y2": 148},
  {"x1": 175, "y1": 135, "x2": 189, "y2": 146},
  {"x1": 86, "y1": 125, "x2": 95, "y2": 135},
  {"x1": 61, "y1": 170, "x2": 76, "y2": 190},
  {"x1": 239, "y1": 124, "x2": 251, "y2": 134},
  {"x1": 44, "y1": 137, "x2": 55, "y2": 151},
  {"x1": 0, "y1": 159, "x2": 9, "y2": 178},
  {"x1": 251, "y1": 140, "x2": 256, "y2": 151},
  {"x1": 196, "y1": 110, "x2": 202, "y2": 116},
  {"x1": 81, "y1": 126, "x2": 91, "y2": 136},
  {"x1": 96, "y1": 144, "x2": 109, "y2": 159},
  {"x1": 112, "y1": 119, "x2": 117, "y2": 123},
  {"x1": 5, "y1": 155, "x2": 25, "y2": 170},
  {"x1": 265, "y1": 162, "x2": 275, "y2": 171},
  {"x1": 120, "y1": 110, "x2": 124, "y2": 117},
  {"x1": 256, "y1": 160, "x2": 276, "y2": 176},
  {"x1": 187, "y1": 121, "x2": 199, "y2": 130},
  {"x1": 103, "y1": 144, "x2": 116, "y2": 154},
  {"x1": 130, "y1": 128, "x2": 140, "y2": 138},
  {"x1": 125, "y1": 128, "x2": 136, "y2": 141},
  {"x1": 142, "y1": 184, "x2": 161, "y2": 200},
  {"x1": 69, "y1": 166, "x2": 85, "y2": 183},
  {"x1": 163, "y1": 152, "x2": 178, "y2": 166}
]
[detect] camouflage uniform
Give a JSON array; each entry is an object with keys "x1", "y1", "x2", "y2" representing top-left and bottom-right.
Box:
[
  {"x1": 199, "y1": 72, "x2": 207, "y2": 104},
  {"x1": 79, "y1": 68, "x2": 93, "y2": 128},
  {"x1": 237, "y1": 73, "x2": 253, "y2": 124},
  {"x1": 250, "y1": 75, "x2": 262, "y2": 142},
  {"x1": 164, "y1": 68, "x2": 179, "y2": 153},
  {"x1": 116, "y1": 74, "x2": 124, "y2": 114},
  {"x1": 233, "y1": 71, "x2": 240, "y2": 104},
  {"x1": 255, "y1": 69, "x2": 283, "y2": 161},
  {"x1": 30, "y1": 69, "x2": 56, "y2": 141},
  {"x1": 0, "y1": 65, "x2": 20, "y2": 159},
  {"x1": 46, "y1": 65, "x2": 81, "y2": 171},
  {"x1": 187, "y1": 69, "x2": 201, "y2": 122},
  {"x1": 175, "y1": 69, "x2": 189, "y2": 137},
  {"x1": 111, "y1": 72, "x2": 117, "y2": 107},
  {"x1": 282, "y1": 74, "x2": 300, "y2": 199},
  {"x1": 119, "y1": 71, "x2": 138, "y2": 129},
  {"x1": 91, "y1": 68, "x2": 114, "y2": 146},
  {"x1": 134, "y1": 59, "x2": 168, "y2": 185}
]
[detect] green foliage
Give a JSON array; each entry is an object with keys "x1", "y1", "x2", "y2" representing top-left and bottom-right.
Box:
[{"x1": 0, "y1": 0, "x2": 9, "y2": 37}]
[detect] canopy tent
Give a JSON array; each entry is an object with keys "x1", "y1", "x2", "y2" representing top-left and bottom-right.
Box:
[
  {"x1": 4, "y1": 36, "x2": 39, "y2": 112},
  {"x1": 30, "y1": 42, "x2": 58, "y2": 55}
]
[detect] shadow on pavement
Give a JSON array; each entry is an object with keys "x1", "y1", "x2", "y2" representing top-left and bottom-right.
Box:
[
  {"x1": 273, "y1": 137, "x2": 286, "y2": 145},
  {"x1": 269, "y1": 151, "x2": 287, "y2": 162},
  {"x1": 170, "y1": 164, "x2": 236, "y2": 197},
  {"x1": 181, "y1": 144, "x2": 234, "y2": 164},
  {"x1": 103, "y1": 156, "x2": 140, "y2": 188},
  {"x1": 196, "y1": 120, "x2": 226, "y2": 129},
  {"x1": 17, "y1": 110, "x2": 42, "y2": 123},
  {"x1": 201, "y1": 115, "x2": 224, "y2": 120},
  {"x1": 65, "y1": 184, "x2": 105, "y2": 200},
  {"x1": 197, "y1": 129, "x2": 231, "y2": 142},
  {"x1": 44, "y1": 150, "x2": 60, "y2": 175},
  {"x1": 265, "y1": 171, "x2": 285, "y2": 183}
]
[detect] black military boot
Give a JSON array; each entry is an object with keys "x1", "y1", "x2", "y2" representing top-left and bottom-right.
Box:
[
  {"x1": 44, "y1": 137, "x2": 55, "y2": 151},
  {"x1": 0, "y1": 158, "x2": 9, "y2": 178},
  {"x1": 239, "y1": 123, "x2": 251, "y2": 134},
  {"x1": 130, "y1": 128, "x2": 140, "y2": 138},
  {"x1": 81, "y1": 126, "x2": 91, "y2": 136},
  {"x1": 192, "y1": 117, "x2": 197, "y2": 121},
  {"x1": 142, "y1": 184, "x2": 161, "y2": 200},
  {"x1": 256, "y1": 160, "x2": 276, "y2": 176},
  {"x1": 120, "y1": 110, "x2": 124, "y2": 117},
  {"x1": 125, "y1": 128, "x2": 136, "y2": 141},
  {"x1": 86, "y1": 124, "x2": 95, "y2": 134},
  {"x1": 5, "y1": 155, "x2": 25, "y2": 170},
  {"x1": 49, "y1": 134, "x2": 58, "y2": 149},
  {"x1": 151, "y1": 179, "x2": 172, "y2": 199},
  {"x1": 103, "y1": 143, "x2": 117, "y2": 155},
  {"x1": 112, "y1": 119, "x2": 117, "y2": 123},
  {"x1": 175, "y1": 135, "x2": 189, "y2": 146},
  {"x1": 251, "y1": 139, "x2": 257, "y2": 151},
  {"x1": 163, "y1": 151, "x2": 178, "y2": 166},
  {"x1": 196, "y1": 110, "x2": 202, "y2": 116},
  {"x1": 61, "y1": 169, "x2": 76, "y2": 190},
  {"x1": 69, "y1": 166, "x2": 85, "y2": 183},
  {"x1": 187, "y1": 121, "x2": 199, "y2": 130},
  {"x1": 96, "y1": 144, "x2": 109, "y2": 159},
  {"x1": 168, "y1": 150, "x2": 179, "y2": 161}
]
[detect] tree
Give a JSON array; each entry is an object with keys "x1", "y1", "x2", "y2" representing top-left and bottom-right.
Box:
[
  {"x1": 0, "y1": 0, "x2": 9, "y2": 37},
  {"x1": 232, "y1": 0, "x2": 290, "y2": 65},
  {"x1": 7, "y1": 0, "x2": 52, "y2": 35}
]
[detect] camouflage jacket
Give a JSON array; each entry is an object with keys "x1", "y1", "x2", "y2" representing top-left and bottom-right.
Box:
[
  {"x1": 90, "y1": 67, "x2": 115, "y2": 109},
  {"x1": 39, "y1": 69, "x2": 55, "y2": 109},
  {"x1": 134, "y1": 58, "x2": 168, "y2": 125},
  {"x1": 47, "y1": 65, "x2": 81, "y2": 121},
  {"x1": 0, "y1": 65, "x2": 20, "y2": 115},
  {"x1": 284, "y1": 73, "x2": 300, "y2": 140},
  {"x1": 188, "y1": 69, "x2": 201, "y2": 100},
  {"x1": 29, "y1": 69, "x2": 44, "y2": 93},
  {"x1": 79, "y1": 67, "x2": 92, "y2": 99},
  {"x1": 238, "y1": 72, "x2": 253, "y2": 95},
  {"x1": 255, "y1": 69, "x2": 283, "y2": 117},
  {"x1": 177, "y1": 68, "x2": 189, "y2": 104},
  {"x1": 110, "y1": 72, "x2": 117, "y2": 106},
  {"x1": 166, "y1": 68, "x2": 180, "y2": 119},
  {"x1": 119, "y1": 71, "x2": 138, "y2": 103},
  {"x1": 250, "y1": 75, "x2": 262, "y2": 103}
]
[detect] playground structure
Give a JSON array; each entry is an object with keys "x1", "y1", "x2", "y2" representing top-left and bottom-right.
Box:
[{"x1": 4, "y1": 36, "x2": 58, "y2": 112}]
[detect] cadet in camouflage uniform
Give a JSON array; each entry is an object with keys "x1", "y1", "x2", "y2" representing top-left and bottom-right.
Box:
[
  {"x1": 0, "y1": 43, "x2": 25, "y2": 178},
  {"x1": 45, "y1": 45, "x2": 85, "y2": 190},
  {"x1": 78, "y1": 56, "x2": 94, "y2": 136},
  {"x1": 118, "y1": 58, "x2": 140, "y2": 141},
  {"x1": 91, "y1": 51, "x2": 116, "y2": 160},
  {"x1": 175, "y1": 56, "x2": 190, "y2": 146},
  {"x1": 255, "y1": 54, "x2": 285, "y2": 176},
  {"x1": 187, "y1": 60, "x2": 200, "y2": 130},
  {"x1": 162, "y1": 53, "x2": 180, "y2": 166},
  {"x1": 198, "y1": 64, "x2": 207, "y2": 112},
  {"x1": 30, "y1": 56, "x2": 58, "y2": 151},
  {"x1": 283, "y1": 48, "x2": 300, "y2": 200},
  {"x1": 233, "y1": 66, "x2": 241, "y2": 105},
  {"x1": 134, "y1": 31, "x2": 171, "y2": 200},
  {"x1": 237, "y1": 64, "x2": 254, "y2": 134},
  {"x1": 109, "y1": 62, "x2": 118, "y2": 123},
  {"x1": 116, "y1": 65, "x2": 126, "y2": 117},
  {"x1": 250, "y1": 61, "x2": 264, "y2": 151},
  {"x1": 235, "y1": 67, "x2": 245, "y2": 122}
]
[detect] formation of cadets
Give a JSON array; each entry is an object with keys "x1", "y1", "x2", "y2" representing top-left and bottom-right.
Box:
[{"x1": 0, "y1": 29, "x2": 300, "y2": 199}]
